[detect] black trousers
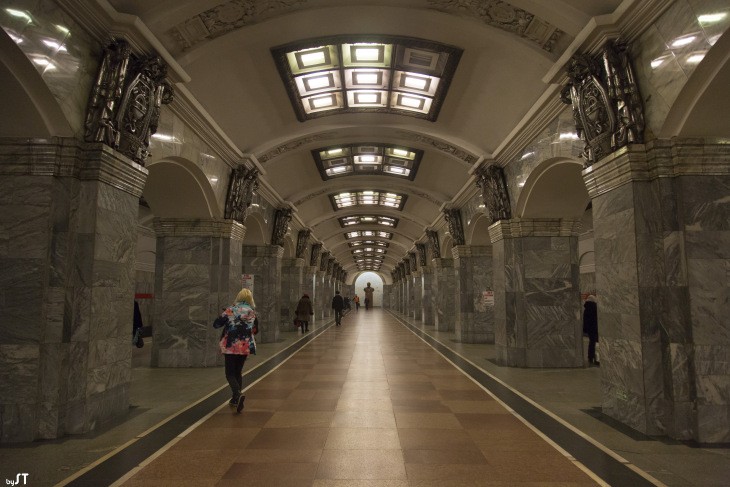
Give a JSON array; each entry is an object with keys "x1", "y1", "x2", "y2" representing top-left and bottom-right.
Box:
[
  {"x1": 334, "y1": 309, "x2": 343, "y2": 324},
  {"x1": 224, "y1": 354, "x2": 247, "y2": 401},
  {"x1": 587, "y1": 335, "x2": 598, "y2": 363}
]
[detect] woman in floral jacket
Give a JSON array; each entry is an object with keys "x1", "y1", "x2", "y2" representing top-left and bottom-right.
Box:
[{"x1": 218, "y1": 288, "x2": 257, "y2": 412}]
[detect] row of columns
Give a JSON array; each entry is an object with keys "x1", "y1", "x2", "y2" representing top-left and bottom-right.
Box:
[
  {"x1": 389, "y1": 221, "x2": 581, "y2": 369},
  {"x1": 151, "y1": 232, "x2": 348, "y2": 368}
]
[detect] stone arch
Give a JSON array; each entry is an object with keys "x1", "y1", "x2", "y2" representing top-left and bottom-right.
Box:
[
  {"x1": 242, "y1": 212, "x2": 267, "y2": 245},
  {"x1": 441, "y1": 234, "x2": 454, "y2": 258},
  {"x1": 0, "y1": 30, "x2": 73, "y2": 137},
  {"x1": 579, "y1": 251, "x2": 595, "y2": 273},
  {"x1": 465, "y1": 213, "x2": 493, "y2": 246},
  {"x1": 660, "y1": 29, "x2": 730, "y2": 138},
  {"x1": 515, "y1": 157, "x2": 589, "y2": 219},
  {"x1": 282, "y1": 235, "x2": 295, "y2": 258},
  {"x1": 144, "y1": 157, "x2": 219, "y2": 218}
]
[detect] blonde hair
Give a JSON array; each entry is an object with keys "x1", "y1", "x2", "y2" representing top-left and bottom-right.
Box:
[{"x1": 235, "y1": 288, "x2": 255, "y2": 307}]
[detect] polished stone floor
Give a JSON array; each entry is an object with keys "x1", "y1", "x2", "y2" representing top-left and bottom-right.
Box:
[
  {"x1": 2, "y1": 309, "x2": 729, "y2": 486},
  {"x1": 118, "y1": 310, "x2": 599, "y2": 486}
]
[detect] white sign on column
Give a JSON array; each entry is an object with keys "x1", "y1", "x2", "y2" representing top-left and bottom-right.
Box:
[{"x1": 242, "y1": 273, "x2": 254, "y2": 294}]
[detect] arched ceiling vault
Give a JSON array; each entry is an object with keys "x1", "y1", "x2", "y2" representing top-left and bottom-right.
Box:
[{"x1": 105, "y1": 0, "x2": 626, "y2": 274}]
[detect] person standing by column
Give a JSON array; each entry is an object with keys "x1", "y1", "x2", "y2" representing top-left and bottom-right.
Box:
[
  {"x1": 216, "y1": 288, "x2": 257, "y2": 413},
  {"x1": 295, "y1": 293, "x2": 314, "y2": 333},
  {"x1": 332, "y1": 290, "x2": 344, "y2": 326},
  {"x1": 364, "y1": 282, "x2": 375, "y2": 310},
  {"x1": 583, "y1": 295, "x2": 599, "y2": 367}
]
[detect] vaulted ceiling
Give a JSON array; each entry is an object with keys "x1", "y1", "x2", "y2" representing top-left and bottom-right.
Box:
[{"x1": 109, "y1": 0, "x2": 624, "y2": 275}]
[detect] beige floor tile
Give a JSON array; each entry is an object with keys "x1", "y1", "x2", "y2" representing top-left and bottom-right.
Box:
[
  {"x1": 403, "y1": 447, "x2": 488, "y2": 464},
  {"x1": 331, "y1": 410, "x2": 397, "y2": 428},
  {"x1": 246, "y1": 427, "x2": 329, "y2": 450},
  {"x1": 231, "y1": 448, "x2": 322, "y2": 463},
  {"x1": 324, "y1": 427, "x2": 400, "y2": 449},
  {"x1": 397, "y1": 428, "x2": 478, "y2": 450},
  {"x1": 391, "y1": 399, "x2": 451, "y2": 413},
  {"x1": 316, "y1": 450, "x2": 406, "y2": 479},
  {"x1": 222, "y1": 462, "x2": 318, "y2": 481},
  {"x1": 336, "y1": 396, "x2": 393, "y2": 411},
  {"x1": 263, "y1": 411, "x2": 334, "y2": 428},
  {"x1": 394, "y1": 412, "x2": 462, "y2": 429},
  {"x1": 171, "y1": 427, "x2": 260, "y2": 451},
  {"x1": 443, "y1": 400, "x2": 507, "y2": 414},
  {"x1": 312, "y1": 480, "x2": 410, "y2": 487}
]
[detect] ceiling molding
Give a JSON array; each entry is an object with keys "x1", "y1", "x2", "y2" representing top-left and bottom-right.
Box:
[
  {"x1": 169, "y1": 85, "x2": 244, "y2": 167},
  {"x1": 56, "y1": 0, "x2": 190, "y2": 83}
]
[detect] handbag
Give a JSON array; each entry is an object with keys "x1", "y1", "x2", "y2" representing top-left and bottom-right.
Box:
[{"x1": 252, "y1": 316, "x2": 259, "y2": 335}]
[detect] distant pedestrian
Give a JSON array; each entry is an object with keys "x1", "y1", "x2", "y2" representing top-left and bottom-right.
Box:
[
  {"x1": 295, "y1": 294, "x2": 314, "y2": 332},
  {"x1": 332, "y1": 290, "x2": 344, "y2": 326},
  {"x1": 353, "y1": 294, "x2": 360, "y2": 312},
  {"x1": 132, "y1": 300, "x2": 144, "y2": 348},
  {"x1": 583, "y1": 295, "x2": 599, "y2": 367},
  {"x1": 364, "y1": 283, "x2": 375, "y2": 310}
]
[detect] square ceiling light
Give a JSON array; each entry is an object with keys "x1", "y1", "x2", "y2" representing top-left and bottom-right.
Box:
[
  {"x1": 272, "y1": 36, "x2": 462, "y2": 121},
  {"x1": 313, "y1": 143, "x2": 421, "y2": 181},
  {"x1": 330, "y1": 191, "x2": 406, "y2": 211},
  {"x1": 338, "y1": 215, "x2": 400, "y2": 228},
  {"x1": 345, "y1": 231, "x2": 393, "y2": 240}
]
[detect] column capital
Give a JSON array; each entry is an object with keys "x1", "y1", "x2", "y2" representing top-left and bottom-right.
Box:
[
  {"x1": 488, "y1": 218, "x2": 581, "y2": 242},
  {"x1": 0, "y1": 138, "x2": 148, "y2": 197},
  {"x1": 305, "y1": 265, "x2": 319, "y2": 275},
  {"x1": 583, "y1": 138, "x2": 730, "y2": 198},
  {"x1": 431, "y1": 257, "x2": 453, "y2": 269},
  {"x1": 154, "y1": 218, "x2": 246, "y2": 240},
  {"x1": 242, "y1": 244, "x2": 284, "y2": 258},
  {"x1": 451, "y1": 244, "x2": 491, "y2": 259}
]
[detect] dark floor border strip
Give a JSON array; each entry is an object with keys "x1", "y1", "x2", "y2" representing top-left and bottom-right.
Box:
[
  {"x1": 391, "y1": 313, "x2": 658, "y2": 487},
  {"x1": 66, "y1": 322, "x2": 334, "y2": 487}
]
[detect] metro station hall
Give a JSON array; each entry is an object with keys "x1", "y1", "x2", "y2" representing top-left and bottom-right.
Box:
[{"x1": 0, "y1": 0, "x2": 729, "y2": 486}]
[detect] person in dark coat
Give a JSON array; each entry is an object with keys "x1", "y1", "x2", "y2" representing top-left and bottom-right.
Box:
[
  {"x1": 295, "y1": 294, "x2": 314, "y2": 332},
  {"x1": 332, "y1": 290, "x2": 344, "y2": 326},
  {"x1": 132, "y1": 300, "x2": 144, "y2": 348},
  {"x1": 583, "y1": 295, "x2": 599, "y2": 366}
]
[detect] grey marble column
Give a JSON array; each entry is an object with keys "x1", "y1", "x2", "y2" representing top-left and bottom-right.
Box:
[
  {"x1": 432, "y1": 258, "x2": 456, "y2": 332},
  {"x1": 403, "y1": 276, "x2": 411, "y2": 316},
  {"x1": 0, "y1": 139, "x2": 145, "y2": 441},
  {"x1": 152, "y1": 219, "x2": 245, "y2": 367},
  {"x1": 489, "y1": 219, "x2": 582, "y2": 368},
  {"x1": 302, "y1": 266, "x2": 318, "y2": 323},
  {"x1": 583, "y1": 139, "x2": 730, "y2": 442},
  {"x1": 382, "y1": 284, "x2": 392, "y2": 309},
  {"x1": 453, "y1": 245, "x2": 494, "y2": 343},
  {"x1": 316, "y1": 271, "x2": 328, "y2": 320},
  {"x1": 421, "y1": 267, "x2": 435, "y2": 326},
  {"x1": 242, "y1": 245, "x2": 283, "y2": 344},
  {"x1": 280, "y1": 258, "x2": 305, "y2": 332},
  {"x1": 412, "y1": 270, "x2": 423, "y2": 321}
]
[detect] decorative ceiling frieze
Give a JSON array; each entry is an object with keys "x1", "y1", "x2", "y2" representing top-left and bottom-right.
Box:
[
  {"x1": 393, "y1": 130, "x2": 479, "y2": 165},
  {"x1": 257, "y1": 132, "x2": 338, "y2": 163},
  {"x1": 426, "y1": 0, "x2": 567, "y2": 53},
  {"x1": 165, "y1": 0, "x2": 310, "y2": 52}
]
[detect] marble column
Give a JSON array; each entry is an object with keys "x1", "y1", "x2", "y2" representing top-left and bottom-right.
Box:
[
  {"x1": 403, "y1": 275, "x2": 411, "y2": 316},
  {"x1": 0, "y1": 139, "x2": 145, "y2": 441},
  {"x1": 281, "y1": 258, "x2": 305, "y2": 332},
  {"x1": 421, "y1": 267, "x2": 435, "y2": 326},
  {"x1": 583, "y1": 139, "x2": 730, "y2": 443},
  {"x1": 453, "y1": 245, "x2": 494, "y2": 343},
  {"x1": 489, "y1": 219, "x2": 582, "y2": 368},
  {"x1": 382, "y1": 284, "x2": 392, "y2": 309},
  {"x1": 152, "y1": 219, "x2": 245, "y2": 368},
  {"x1": 316, "y1": 271, "x2": 328, "y2": 320},
  {"x1": 242, "y1": 245, "x2": 283, "y2": 344},
  {"x1": 303, "y1": 266, "x2": 318, "y2": 323},
  {"x1": 412, "y1": 270, "x2": 423, "y2": 321},
  {"x1": 432, "y1": 258, "x2": 456, "y2": 332}
]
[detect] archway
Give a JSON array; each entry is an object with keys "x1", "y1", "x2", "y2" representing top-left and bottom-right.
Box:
[
  {"x1": 516, "y1": 157, "x2": 589, "y2": 219},
  {"x1": 242, "y1": 213, "x2": 267, "y2": 245},
  {"x1": 355, "y1": 272, "x2": 384, "y2": 309},
  {"x1": 144, "y1": 157, "x2": 219, "y2": 219},
  {"x1": 466, "y1": 213, "x2": 493, "y2": 246}
]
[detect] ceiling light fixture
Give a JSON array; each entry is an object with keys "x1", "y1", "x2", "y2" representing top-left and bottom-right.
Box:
[
  {"x1": 671, "y1": 36, "x2": 696, "y2": 48},
  {"x1": 698, "y1": 13, "x2": 727, "y2": 23}
]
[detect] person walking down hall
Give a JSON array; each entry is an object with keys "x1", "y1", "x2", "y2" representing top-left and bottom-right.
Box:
[
  {"x1": 364, "y1": 282, "x2": 375, "y2": 310},
  {"x1": 353, "y1": 294, "x2": 360, "y2": 312},
  {"x1": 295, "y1": 293, "x2": 314, "y2": 332},
  {"x1": 583, "y1": 295, "x2": 599, "y2": 367},
  {"x1": 332, "y1": 290, "x2": 345, "y2": 326},
  {"x1": 215, "y1": 288, "x2": 257, "y2": 413}
]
